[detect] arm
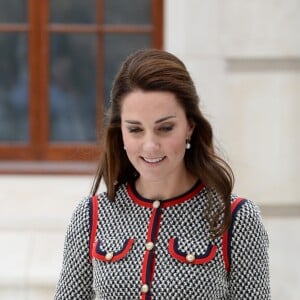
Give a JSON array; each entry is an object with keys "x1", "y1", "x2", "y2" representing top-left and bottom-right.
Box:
[
  {"x1": 54, "y1": 197, "x2": 95, "y2": 299},
  {"x1": 229, "y1": 200, "x2": 271, "y2": 299}
]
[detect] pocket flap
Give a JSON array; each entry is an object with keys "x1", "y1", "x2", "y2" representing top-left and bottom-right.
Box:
[
  {"x1": 92, "y1": 238, "x2": 134, "y2": 262},
  {"x1": 168, "y1": 237, "x2": 217, "y2": 265}
]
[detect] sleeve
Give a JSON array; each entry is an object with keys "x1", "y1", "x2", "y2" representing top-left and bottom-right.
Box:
[
  {"x1": 54, "y1": 197, "x2": 96, "y2": 300},
  {"x1": 228, "y1": 199, "x2": 271, "y2": 299}
]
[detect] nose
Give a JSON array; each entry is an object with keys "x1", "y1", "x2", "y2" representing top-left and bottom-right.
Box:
[{"x1": 142, "y1": 133, "x2": 160, "y2": 152}]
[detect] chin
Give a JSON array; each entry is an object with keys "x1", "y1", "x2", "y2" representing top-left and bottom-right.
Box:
[{"x1": 139, "y1": 173, "x2": 167, "y2": 183}]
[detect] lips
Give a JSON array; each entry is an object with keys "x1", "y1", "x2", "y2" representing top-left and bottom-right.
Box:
[{"x1": 142, "y1": 156, "x2": 165, "y2": 164}]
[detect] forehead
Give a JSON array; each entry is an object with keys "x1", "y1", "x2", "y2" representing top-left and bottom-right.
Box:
[{"x1": 121, "y1": 90, "x2": 185, "y2": 120}]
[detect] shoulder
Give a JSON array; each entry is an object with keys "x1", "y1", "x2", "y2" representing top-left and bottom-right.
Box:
[
  {"x1": 230, "y1": 196, "x2": 264, "y2": 225},
  {"x1": 227, "y1": 197, "x2": 271, "y2": 297},
  {"x1": 67, "y1": 193, "x2": 108, "y2": 232},
  {"x1": 71, "y1": 195, "x2": 92, "y2": 220},
  {"x1": 73, "y1": 189, "x2": 111, "y2": 214},
  {"x1": 65, "y1": 196, "x2": 93, "y2": 238},
  {"x1": 229, "y1": 196, "x2": 268, "y2": 245}
]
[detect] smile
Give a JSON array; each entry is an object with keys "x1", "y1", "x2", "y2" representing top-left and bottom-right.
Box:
[{"x1": 142, "y1": 157, "x2": 165, "y2": 163}]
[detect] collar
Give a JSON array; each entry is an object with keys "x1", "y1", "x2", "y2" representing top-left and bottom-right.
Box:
[{"x1": 127, "y1": 180, "x2": 205, "y2": 208}]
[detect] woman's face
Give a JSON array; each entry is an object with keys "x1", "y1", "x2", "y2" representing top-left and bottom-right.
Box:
[{"x1": 121, "y1": 90, "x2": 194, "y2": 183}]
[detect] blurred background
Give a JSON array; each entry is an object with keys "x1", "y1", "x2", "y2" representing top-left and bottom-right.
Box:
[{"x1": 0, "y1": 0, "x2": 299, "y2": 299}]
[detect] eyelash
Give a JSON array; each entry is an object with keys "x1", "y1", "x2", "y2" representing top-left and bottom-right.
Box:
[
  {"x1": 159, "y1": 126, "x2": 173, "y2": 132},
  {"x1": 127, "y1": 125, "x2": 174, "y2": 133},
  {"x1": 128, "y1": 127, "x2": 142, "y2": 133}
]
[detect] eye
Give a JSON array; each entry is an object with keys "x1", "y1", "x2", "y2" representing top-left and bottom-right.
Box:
[
  {"x1": 127, "y1": 127, "x2": 143, "y2": 133},
  {"x1": 159, "y1": 125, "x2": 174, "y2": 132}
]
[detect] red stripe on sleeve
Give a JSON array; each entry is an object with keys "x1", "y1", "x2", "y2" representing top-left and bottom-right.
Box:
[
  {"x1": 222, "y1": 197, "x2": 245, "y2": 273},
  {"x1": 89, "y1": 195, "x2": 98, "y2": 260}
]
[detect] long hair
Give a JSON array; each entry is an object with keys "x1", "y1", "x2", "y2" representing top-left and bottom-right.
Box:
[{"x1": 91, "y1": 49, "x2": 234, "y2": 237}]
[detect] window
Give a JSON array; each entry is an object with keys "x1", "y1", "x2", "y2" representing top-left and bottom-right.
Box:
[{"x1": 0, "y1": 0, "x2": 163, "y2": 173}]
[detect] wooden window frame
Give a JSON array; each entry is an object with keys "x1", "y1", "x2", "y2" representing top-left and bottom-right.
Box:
[{"x1": 0, "y1": 0, "x2": 163, "y2": 174}]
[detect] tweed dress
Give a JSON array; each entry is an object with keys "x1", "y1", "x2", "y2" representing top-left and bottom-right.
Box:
[{"x1": 55, "y1": 180, "x2": 270, "y2": 299}]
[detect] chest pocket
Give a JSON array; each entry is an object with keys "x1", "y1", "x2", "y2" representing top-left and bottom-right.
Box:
[
  {"x1": 91, "y1": 237, "x2": 135, "y2": 262},
  {"x1": 89, "y1": 195, "x2": 135, "y2": 263},
  {"x1": 168, "y1": 237, "x2": 217, "y2": 265}
]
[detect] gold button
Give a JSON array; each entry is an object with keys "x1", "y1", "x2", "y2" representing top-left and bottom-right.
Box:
[
  {"x1": 105, "y1": 252, "x2": 114, "y2": 261},
  {"x1": 153, "y1": 200, "x2": 160, "y2": 209},
  {"x1": 141, "y1": 283, "x2": 149, "y2": 293},
  {"x1": 186, "y1": 253, "x2": 195, "y2": 262},
  {"x1": 145, "y1": 241, "x2": 154, "y2": 250}
]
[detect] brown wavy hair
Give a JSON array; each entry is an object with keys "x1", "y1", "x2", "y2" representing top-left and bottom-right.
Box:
[{"x1": 91, "y1": 49, "x2": 234, "y2": 237}]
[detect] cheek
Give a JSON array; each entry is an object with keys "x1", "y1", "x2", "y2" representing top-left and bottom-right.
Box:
[
  {"x1": 122, "y1": 132, "x2": 138, "y2": 153},
  {"x1": 166, "y1": 136, "x2": 186, "y2": 154}
]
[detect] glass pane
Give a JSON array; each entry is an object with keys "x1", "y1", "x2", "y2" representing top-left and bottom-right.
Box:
[
  {"x1": 49, "y1": 34, "x2": 97, "y2": 142},
  {"x1": 0, "y1": 0, "x2": 27, "y2": 23},
  {"x1": 50, "y1": 0, "x2": 96, "y2": 23},
  {"x1": 104, "y1": 33, "x2": 151, "y2": 107},
  {"x1": 0, "y1": 33, "x2": 28, "y2": 142},
  {"x1": 104, "y1": 0, "x2": 151, "y2": 24}
]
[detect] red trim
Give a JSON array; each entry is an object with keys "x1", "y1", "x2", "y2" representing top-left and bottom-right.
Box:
[
  {"x1": 112, "y1": 239, "x2": 134, "y2": 262},
  {"x1": 89, "y1": 195, "x2": 98, "y2": 260},
  {"x1": 141, "y1": 294, "x2": 147, "y2": 300},
  {"x1": 140, "y1": 250, "x2": 155, "y2": 300},
  {"x1": 222, "y1": 231, "x2": 230, "y2": 272},
  {"x1": 194, "y1": 245, "x2": 217, "y2": 264},
  {"x1": 146, "y1": 208, "x2": 162, "y2": 242},
  {"x1": 222, "y1": 197, "x2": 245, "y2": 272},
  {"x1": 168, "y1": 238, "x2": 184, "y2": 262},
  {"x1": 231, "y1": 197, "x2": 244, "y2": 213},
  {"x1": 150, "y1": 253, "x2": 156, "y2": 283},
  {"x1": 141, "y1": 250, "x2": 150, "y2": 283},
  {"x1": 92, "y1": 238, "x2": 134, "y2": 262},
  {"x1": 140, "y1": 205, "x2": 162, "y2": 300},
  {"x1": 168, "y1": 238, "x2": 217, "y2": 264},
  {"x1": 154, "y1": 213, "x2": 161, "y2": 241},
  {"x1": 127, "y1": 184, "x2": 152, "y2": 207},
  {"x1": 146, "y1": 209, "x2": 156, "y2": 242},
  {"x1": 162, "y1": 182, "x2": 205, "y2": 208},
  {"x1": 127, "y1": 181, "x2": 205, "y2": 208}
]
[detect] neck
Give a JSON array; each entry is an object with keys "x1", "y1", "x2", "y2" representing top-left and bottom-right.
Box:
[{"x1": 135, "y1": 171, "x2": 198, "y2": 201}]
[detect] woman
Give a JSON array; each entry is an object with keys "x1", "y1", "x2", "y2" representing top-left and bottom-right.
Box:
[{"x1": 55, "y1": 49, "x2": 270, "y2": 299}]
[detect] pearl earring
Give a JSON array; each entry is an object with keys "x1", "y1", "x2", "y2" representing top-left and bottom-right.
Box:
[{"x1": 186, "y1": 139, "x2": 191, "y2": 149}]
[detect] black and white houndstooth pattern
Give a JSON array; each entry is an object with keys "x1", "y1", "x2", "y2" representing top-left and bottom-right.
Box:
[{"x1": 54, "y1": 182, "x2": 270, "y2": 299}]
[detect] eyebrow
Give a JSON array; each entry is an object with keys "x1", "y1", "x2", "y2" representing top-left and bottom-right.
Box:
[{"x1": 124, "y1": 115, "x2": 176, "y2": 125}]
